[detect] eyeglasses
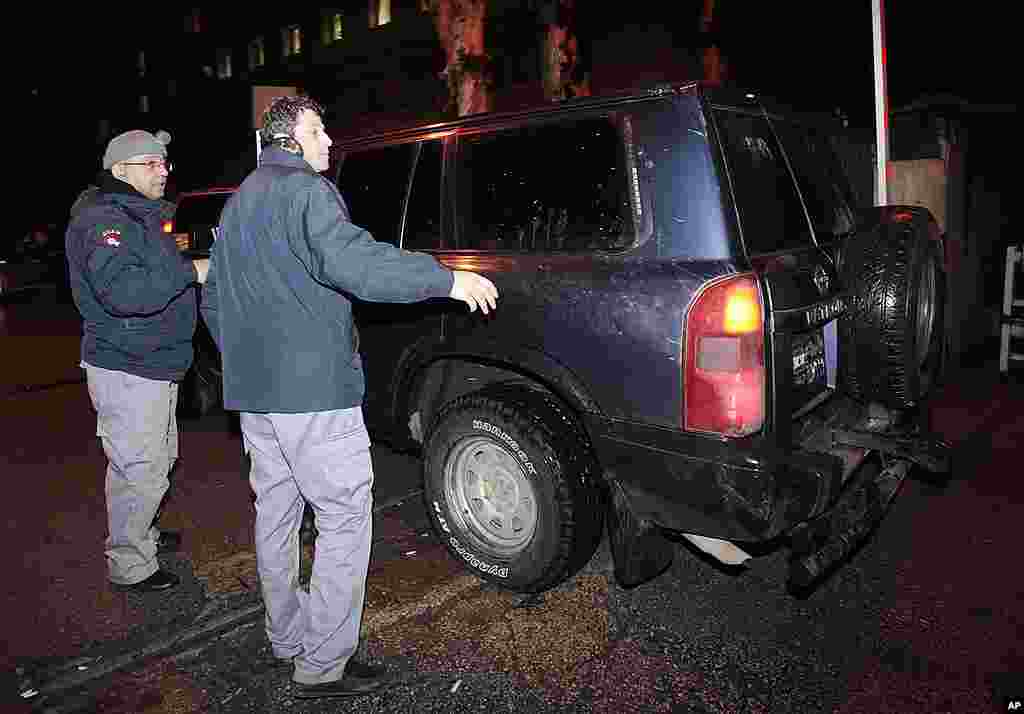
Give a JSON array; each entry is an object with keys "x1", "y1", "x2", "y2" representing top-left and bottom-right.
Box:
[{"x1": 122, "y1": 159, "x2": 173, "y2": 173}]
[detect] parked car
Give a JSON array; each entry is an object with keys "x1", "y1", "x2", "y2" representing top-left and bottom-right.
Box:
[
  {"x1": 1, "y1": 224, "x2": 68, "y2": 301},
  {"x1": 168, "y1": 187, "x2": 234, "y2": 254},
  {"x1": 0, "y1": 253, "x2": 51, "y2": 299},
  {"x1": 168, "y1": 188, "x2": 233, "y2": 417},
  {"x1": 192, "y1": 83, "x2": 950, "y2": 593}
]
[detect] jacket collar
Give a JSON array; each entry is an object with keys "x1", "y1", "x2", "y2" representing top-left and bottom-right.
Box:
[
  {"x1": 259, "y1": 145, "x2": 316, "y2": 172},
  {"x1": 98, "y1": 173, "x2": 163, "y2": 218}
]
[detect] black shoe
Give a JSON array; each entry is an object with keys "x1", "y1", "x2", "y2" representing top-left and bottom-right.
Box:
[
  {"x1": 294, "y1": 661, "x2": 391, "y2": 699},
  {"x1": 114, "y1": 569, "x2": 180, "y2": 592},
  {"x1": 156, "y1": 531, "x2": 182, "y2": 553}
]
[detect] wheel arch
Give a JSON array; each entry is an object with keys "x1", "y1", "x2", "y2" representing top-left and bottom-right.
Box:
[{"x1": 392, "y1": 338, "x2": 605, "y2": 448}]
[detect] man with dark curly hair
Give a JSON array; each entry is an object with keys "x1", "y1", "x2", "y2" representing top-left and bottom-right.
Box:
[{"x1": 201, "y1": 95, "x2": 498, "y2": 699}]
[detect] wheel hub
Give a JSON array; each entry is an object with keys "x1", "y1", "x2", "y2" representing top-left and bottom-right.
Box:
[{"x1": 446, "y1": 436, "x2": 537, "y2": 555}]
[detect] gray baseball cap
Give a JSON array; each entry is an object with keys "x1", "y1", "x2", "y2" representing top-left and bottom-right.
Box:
[{"x1": 103, "y1": 129, "x2": 171, "y2": 169}]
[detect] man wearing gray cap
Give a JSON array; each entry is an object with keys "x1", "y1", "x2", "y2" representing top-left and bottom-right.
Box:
[{"x1": 65, "y1": 129, "x2": 209, "y2": 593}]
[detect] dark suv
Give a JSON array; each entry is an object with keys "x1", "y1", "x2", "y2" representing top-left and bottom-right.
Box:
[{"x1": 199, "y1": 83, "x2": 950, "y2": 593}]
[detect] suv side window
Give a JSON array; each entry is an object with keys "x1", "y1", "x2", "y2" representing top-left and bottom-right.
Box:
[
  {"x1": 337, "y1": 144, "x2": 415, "y2": 246},
  {"x1": 713, "y1": 110, "x2": 812, "y2": 254},
  {"x1": 403, "y1": 140, "x2": 444, "y2": 251},
  {"x1": 453, "y1": 117, "x2": 636, "y2": 252},
  {"x1": 774, "y1": 123, "x2": 856, "y2": 243}
]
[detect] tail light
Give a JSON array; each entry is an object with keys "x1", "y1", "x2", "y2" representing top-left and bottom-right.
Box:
[{"x1": 684, "y1": 274, "x2": 765, "y2": 436}]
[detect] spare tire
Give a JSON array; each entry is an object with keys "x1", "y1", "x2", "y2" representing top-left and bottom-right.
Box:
[{"x1": 839, "y1": 206, "x2": 946, "y2": 410}]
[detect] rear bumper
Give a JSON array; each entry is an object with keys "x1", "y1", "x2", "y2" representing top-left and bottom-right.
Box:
[{"x1": 586, "y1": 394, "x2": 913, "y2": 542}]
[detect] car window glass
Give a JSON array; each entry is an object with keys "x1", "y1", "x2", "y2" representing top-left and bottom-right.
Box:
[
  {"x1": 629, "y1": 96, "x2": 731, "y2": 260},
  {"x1": 774, "y1": 123, "x2": 856, "y2": 242},
  {"x1": 403, "y1": 140, "x2": 443, "y2": 251},
  {"x1": 713, "y1": 109, "x2": 812, "y2": 254},
  {"x1": 454, "y1": 116, "x2": 636, "y2": 252},
  {"x1": 175, "y1": 194, "x2": 230, "y2": 232},
  {"x1": 337, "y1": 144, "x2": 414, "y2": 246},
  {"x1": 174, "y1": 193, "x2": 231, "y2": 251}
]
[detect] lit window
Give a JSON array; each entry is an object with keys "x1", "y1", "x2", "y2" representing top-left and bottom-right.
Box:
[
  {"x1": 137, "y1": 51, "x2": 146, "y2": 78},
  {"x1": 369, "y1": 0, "x2": 391, "y2": 28},
  {"x1": 186, "y1": 9, "x2": 203, "y2": 34},
  {"x1": 217, "y1": 50, "x2": 232, "y2": 79},
  {"x1": 249, "y1": 37, "x2": 265, "y2": 70},
  {"x1": 324, "y1": 13, "x2": 344, "y2": 44},
  {"x1": 283, "y1": 25, "x2": 302, "y2": 57}
]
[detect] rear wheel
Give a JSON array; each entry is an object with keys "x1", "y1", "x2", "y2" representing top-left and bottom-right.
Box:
[
  {"x1": 423, "y1": 384, "x2": 604, "y2": 593},
  {"x1": 839, "y1": 207, "x2": 946, "y2": 409}
]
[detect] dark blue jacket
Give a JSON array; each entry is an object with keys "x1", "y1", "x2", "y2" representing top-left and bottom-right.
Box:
[
  {"x1": 65, "y1": 176, "x2": 199, "y2": 381},
  {"x1": 200, "y1": 147, "x2": 453, "y2": 413}
]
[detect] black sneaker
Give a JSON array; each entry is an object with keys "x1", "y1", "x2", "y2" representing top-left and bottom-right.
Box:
[
  {"x1": 156, "y1": 531, "x2": 182, "y2": 553},
  {"x1": 293, "y1": 661, "x2": 391, "y2": 699},
  {"x1": 113, "y1": 569, "x2": 180, "y2": 592}
]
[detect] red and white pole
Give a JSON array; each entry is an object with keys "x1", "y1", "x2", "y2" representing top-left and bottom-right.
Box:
[{"x1": 871, "y1": 0, "x2": 889, "y2": 206}]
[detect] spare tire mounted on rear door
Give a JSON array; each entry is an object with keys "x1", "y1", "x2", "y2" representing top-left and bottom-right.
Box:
[{"x1": 839, "y1": 206, "x2": 946, "y2": 410}]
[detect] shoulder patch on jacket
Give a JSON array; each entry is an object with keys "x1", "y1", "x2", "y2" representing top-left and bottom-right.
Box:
[{"x1": 99, "y1": 227, "x2": 122, "y2": 247}]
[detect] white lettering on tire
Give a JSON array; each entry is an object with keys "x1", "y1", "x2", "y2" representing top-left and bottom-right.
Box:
[
  {"x1": 432, "y1": 500, "x2": 510, "y2": 578},
  {"x1": 471, "y1": 419, "x2": 537, "y2": 474},
  {"x1": 449, "y1": 535, "x2": 510, "y2": 578},
  {"x1": 432, "y1": 500, "x2": 451, "y2": 533}
]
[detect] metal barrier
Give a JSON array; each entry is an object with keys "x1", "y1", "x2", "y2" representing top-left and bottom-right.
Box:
[{"x1": 999, "y1": 244, "x2": 1024, "y2": 378}]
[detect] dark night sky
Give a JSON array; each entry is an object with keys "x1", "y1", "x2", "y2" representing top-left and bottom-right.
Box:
[
  {"x1": 19, "y1": 4, "x2": 1012, "y2": 235},
  {"x1": 29, "y1": 4, "x2": 1007, "y2": 113}
]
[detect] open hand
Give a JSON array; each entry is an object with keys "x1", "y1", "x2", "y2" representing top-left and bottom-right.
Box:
[
  {"x1": 193, "y1": 258, "x2": 210, "y2": 285},
  {"x1": 450, "y1": 270, "x2": 498, "y2": 315}
]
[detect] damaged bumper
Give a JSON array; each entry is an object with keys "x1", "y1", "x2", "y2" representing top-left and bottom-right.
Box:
[{"x1": 588, "y1": 394, "x2": 950, "y2": 587}]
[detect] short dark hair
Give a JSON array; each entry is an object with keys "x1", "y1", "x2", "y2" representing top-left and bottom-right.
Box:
[{"x1": 260, "y1": 95, "x2": 325, "y2": 144}]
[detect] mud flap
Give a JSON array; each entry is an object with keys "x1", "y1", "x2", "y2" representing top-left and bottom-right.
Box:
[{"x1": 606, "y1": 478, "x2": 674, "y2": 587}]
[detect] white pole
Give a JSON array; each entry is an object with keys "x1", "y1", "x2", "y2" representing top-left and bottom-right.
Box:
[{"x1": 871, "y1": 0, "x2": 889, "y2": 205}]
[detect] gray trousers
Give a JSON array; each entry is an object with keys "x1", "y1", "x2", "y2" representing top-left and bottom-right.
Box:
[
  {"x1": 83, "y1": 362, "x2": 178, "y2": 585},
  {"x1": 240, "y1": 407, "x2": 373, "y2": 686}
]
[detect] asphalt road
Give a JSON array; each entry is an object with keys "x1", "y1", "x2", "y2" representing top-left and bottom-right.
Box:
[{"x1": 3, "y1": 287, "x2": 1022, "y2": 713}]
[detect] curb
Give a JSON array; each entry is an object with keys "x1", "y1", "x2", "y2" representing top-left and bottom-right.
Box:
[
  {"x1": 19, "y1": 602, "x2": 265, "y2": 708},
  {"x1": 18, "y1": 489, "x2": 427, "y2": 707}
]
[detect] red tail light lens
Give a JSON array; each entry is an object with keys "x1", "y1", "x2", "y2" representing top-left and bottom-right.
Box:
[{"x1": 684, "y1": 274, "x2": 765, "y2": 436}]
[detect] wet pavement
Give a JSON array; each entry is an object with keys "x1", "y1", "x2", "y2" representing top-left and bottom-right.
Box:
[{"x1": 2, "y1": 287, "x2": 1023, "y2": 713}]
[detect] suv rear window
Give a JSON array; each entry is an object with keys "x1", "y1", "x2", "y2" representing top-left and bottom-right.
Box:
[
  {"x1": 772, "y1": 123, "x2": 856, "y2": 243},
  {"x1": 713, "y1": 109, "x2": 812, "y2": 255}
]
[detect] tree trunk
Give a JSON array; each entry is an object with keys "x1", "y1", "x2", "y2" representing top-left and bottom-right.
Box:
[
  {"x1": 541, "y1": 0, "x2": 590, "y2": 101},
  {"x1": 421, "y1": 0, "x2": 492, "y2": 116},
  {"x1": 699, "y1": 0, "x2": 725, "y2": 84}
]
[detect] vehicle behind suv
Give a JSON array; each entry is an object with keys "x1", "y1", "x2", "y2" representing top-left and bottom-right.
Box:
[
  {"x1": 196, "y1": 83, "x2": 950, "y2": 593},
  {"x1": 170, "y1": 188, "x2": 233, "y2": 416}
]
